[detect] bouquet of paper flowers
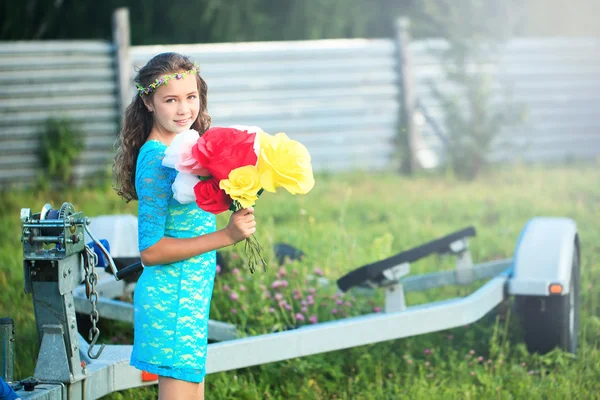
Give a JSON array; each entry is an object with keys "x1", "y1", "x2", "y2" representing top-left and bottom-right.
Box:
[{"x1": 162, "y1": 125, "x2": 315, "y2": 273}]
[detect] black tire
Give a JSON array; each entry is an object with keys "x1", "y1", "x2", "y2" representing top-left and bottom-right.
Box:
[{"x1": 515, "y1": 240, "x2": 580, "y2": 355}]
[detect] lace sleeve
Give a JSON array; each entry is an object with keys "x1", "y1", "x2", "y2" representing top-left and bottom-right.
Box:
[{"x1": 135, "y1": 144, "x2": 176, "y2": 252}]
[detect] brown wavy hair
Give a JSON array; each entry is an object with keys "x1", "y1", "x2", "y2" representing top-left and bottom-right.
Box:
[{"x1": 113, "y1": 52, "x2": 211, "y2": 202}]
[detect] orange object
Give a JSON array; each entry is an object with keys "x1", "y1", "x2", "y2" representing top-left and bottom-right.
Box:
[
  {"x1": 142, "y1": 371, "x2": 159, "y2": 381},
  {"x1": 549, "y1": 283, "x2": 563, "y2": 295}
]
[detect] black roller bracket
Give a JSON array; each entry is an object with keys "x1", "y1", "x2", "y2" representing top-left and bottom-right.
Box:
[
  {"x1": 115, "y1": 260, "x2": 143, "y2": 281},
  {"x1": 336, "y1": 227, "x2": 476, "y2": 292}
]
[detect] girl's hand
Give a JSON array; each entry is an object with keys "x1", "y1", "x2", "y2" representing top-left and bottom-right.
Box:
[{"x1": 224, "y1": 207, "x2": 256, "y2": 243}]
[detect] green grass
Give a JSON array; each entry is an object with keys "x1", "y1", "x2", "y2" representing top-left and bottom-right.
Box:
[{"x1": 2, "y1": 164, "x2": 600, "y2": 399}]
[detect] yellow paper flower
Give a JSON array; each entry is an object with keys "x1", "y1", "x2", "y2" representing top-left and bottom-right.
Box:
[
  {"x1": 220, "y1": 165, "x2": 262, "y2": 208},
  {"x1": 257, "y1": 132, "x2": 315, "y2": 194}
]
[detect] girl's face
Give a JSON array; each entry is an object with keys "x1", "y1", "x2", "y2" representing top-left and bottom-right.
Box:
[{"x1": 147, "y1": 73, "x2": 200, "y2": 135}]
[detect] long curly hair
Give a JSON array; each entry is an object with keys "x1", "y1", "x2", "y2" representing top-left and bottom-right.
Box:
[{"x1": 113, "y1": 52, "x2": 211, "y2": 202}]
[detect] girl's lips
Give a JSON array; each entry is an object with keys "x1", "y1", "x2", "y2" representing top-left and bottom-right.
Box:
[{"x1": 175, "y1": 118, "x2": 190, "y2": 126}]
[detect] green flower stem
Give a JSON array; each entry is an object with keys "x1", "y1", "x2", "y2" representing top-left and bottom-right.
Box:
[
  {"x1": 231, "y1": 197, "x2": 267, "y2": 274},
  {"x1": 244, "y1": 233, "x2": 267, "y2": 274}
]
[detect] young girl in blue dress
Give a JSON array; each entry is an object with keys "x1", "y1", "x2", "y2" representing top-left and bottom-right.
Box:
[{"x1": 113, "y1": 52, "x2": 256, "y2": 400}]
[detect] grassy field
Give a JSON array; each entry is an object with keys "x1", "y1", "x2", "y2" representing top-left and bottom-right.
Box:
[{"x1": 1, "y1": 164, "x2": 599, "y2": 399}]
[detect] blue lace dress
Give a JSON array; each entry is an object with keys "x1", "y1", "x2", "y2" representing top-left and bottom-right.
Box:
[{"x1": 130, "y1": 140, "x2": 217, "y2": 383}]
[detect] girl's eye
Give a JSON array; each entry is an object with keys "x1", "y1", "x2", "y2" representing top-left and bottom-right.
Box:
[
  {"x1": 188, "y1": 95, "x2": 197, "y2": 100},
  {"x1": 166, "y1": 98, "x2": 176, "y2": 103}
]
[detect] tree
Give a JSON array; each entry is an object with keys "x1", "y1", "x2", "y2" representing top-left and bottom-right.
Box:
[{"x1": 414, "y1": 0, "x2": 526, "y2": 179}]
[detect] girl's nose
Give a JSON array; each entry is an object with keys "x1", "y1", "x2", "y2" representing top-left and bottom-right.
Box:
[{"x1": 177, "y1": 102, "x2": 189, "y2": 114}]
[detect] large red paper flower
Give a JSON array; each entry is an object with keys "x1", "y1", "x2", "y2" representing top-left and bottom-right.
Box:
[
  {"x1": 193, "y1": 178, "x2": 232, "y2": 214},
  {"x1": 192, "y1": 127, "x2": 258, "y2": 181}
]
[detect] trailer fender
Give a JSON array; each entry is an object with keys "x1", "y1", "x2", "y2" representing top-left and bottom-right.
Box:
[{"x1": 508, "y1": 217, "x2": 579, "y2": 296}]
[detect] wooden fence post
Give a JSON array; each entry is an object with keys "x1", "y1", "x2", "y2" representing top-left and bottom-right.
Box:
[
  {"x1": 394, "y1": 17, "x2": 418, "y2": 174},
  {"x1": 112, "y1": 8, "x2": 132, "y2": 123}
]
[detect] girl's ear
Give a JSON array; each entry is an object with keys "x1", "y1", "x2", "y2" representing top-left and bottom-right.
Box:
[{"x1": 142, "y1": 98, "x2": 154, "y2": 113}]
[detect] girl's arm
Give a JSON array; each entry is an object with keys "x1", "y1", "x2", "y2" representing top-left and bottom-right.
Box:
[
  {"x1": 135, "y1": 144, "x2": 256, "y2": 267},
  {"x1": 140, "y1": 207, "x2": 256, "y2": 266}
]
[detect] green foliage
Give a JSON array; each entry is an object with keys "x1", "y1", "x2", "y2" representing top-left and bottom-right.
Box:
[
  {"x1": 3, "y1": 1, "x2": 600, "y2": 44},
  {"x1": 417, "y1": 0, "x2": 527, "y2": 180},
  {"x1": 428, "y1": 71, "x2": 526, "y2": 180},
  {"x1": 37, "y1": 117, "x2": 85, "y2": 187},
  {"x1": 1, "y1": 0, "x2": 414, "y2": 44}
]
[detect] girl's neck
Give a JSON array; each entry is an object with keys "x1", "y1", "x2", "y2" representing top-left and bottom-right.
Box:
[{"x1": 147, "y1": 126, "x2": 176, "y2": 146}]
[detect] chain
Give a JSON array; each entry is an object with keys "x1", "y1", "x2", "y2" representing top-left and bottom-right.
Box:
[
  {"x1": 85, "y1": 245, "x2": 99, "y2": 339},
  {"x1": 84, "y1": 245, "x2": 104, "y2": 359}
]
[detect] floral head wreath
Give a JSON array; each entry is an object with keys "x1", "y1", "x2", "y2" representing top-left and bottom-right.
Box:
[{"x1": 136, "y1": 63, "x2": 199, "y2": 97}]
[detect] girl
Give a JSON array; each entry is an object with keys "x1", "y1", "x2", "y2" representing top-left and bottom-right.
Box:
[{"x1": 113, "y1": 52, "x2": 255, "y2": 400}]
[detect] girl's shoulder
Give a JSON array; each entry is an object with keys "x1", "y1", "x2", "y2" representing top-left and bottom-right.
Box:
[
  {"x1": 140, "y1": 139, "x2": 167, "y2": 154},
  {"x1": 136, "y1": 140, "x2": 173, "y2": 177},
  {"x1": 137, "y1": 140, "x2": 167, "y2": 163}
]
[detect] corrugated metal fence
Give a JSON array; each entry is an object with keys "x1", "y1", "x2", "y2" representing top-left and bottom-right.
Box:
[
  {"x1": 130, "y1": 40, "x2": 400, "y2": 173},
  {"x1": 0, "y1": 41, "x2": 119, "y2": 186},
  {"x1": 412, "y1": 38, "x2": 600, "y2": 166},
  {"x1": 1, "y1": 34, "x2": 599, "y2": 188}
]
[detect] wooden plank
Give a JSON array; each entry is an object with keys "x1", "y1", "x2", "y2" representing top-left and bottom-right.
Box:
[
  {"x1": 395, "y1": 17, "x2": 418, "y2": 172},
  {"x1": 112, "y1": 7, "x2": 132, "y2": 122}
]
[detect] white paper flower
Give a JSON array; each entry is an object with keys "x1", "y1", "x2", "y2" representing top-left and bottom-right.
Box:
[
  {"x1": 172, "y1": 172, "x2": 200, "y2": 204},
  {"x1": 162, "y1": 129, "x2": 209, "y2": 175}
]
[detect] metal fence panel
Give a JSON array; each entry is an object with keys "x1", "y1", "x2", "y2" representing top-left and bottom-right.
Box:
[
  {"x1": 131, "y1": 39, "x2": 400, "y2": 174},
  {"x1": 411, "y1": 38, "x2": 600, "y2": 166},
  {"x1": 0, "y1": 41, "x2": 119, "y2": 187},
  {"x1": 1, "y1": 35, "x2": 599, "y2": 188}
]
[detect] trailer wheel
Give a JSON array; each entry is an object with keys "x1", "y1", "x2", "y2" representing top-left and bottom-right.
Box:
[{"x1": 515, "y1": 241, "x2": 580, "y2": 355}]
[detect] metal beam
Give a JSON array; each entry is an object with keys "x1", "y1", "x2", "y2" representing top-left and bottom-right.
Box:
[
  {"x1": 402, "y1": 259, "x2": 511, "y2": 292},
  {"x1": 205, "y1": 271, "x2": 509, "y2": 374}
]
